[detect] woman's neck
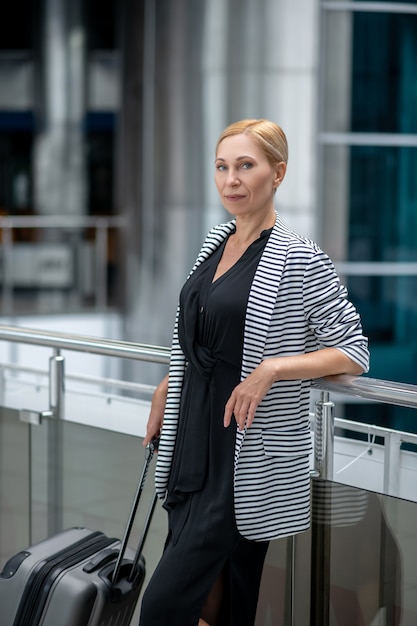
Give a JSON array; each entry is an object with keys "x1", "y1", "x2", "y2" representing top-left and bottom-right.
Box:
[{"x1": 233, "y1": 211, "x2": 276, "y2": 245}]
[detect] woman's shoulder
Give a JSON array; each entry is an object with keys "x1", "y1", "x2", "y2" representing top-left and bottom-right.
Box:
[
  {"x1": 272, "y1": 217, "x2": 323, "y2": 257},
  {"x1": 208, "y1": 219, "x2": 236, "y2": 237},
  {"x1": 200, "y1": 220, "x2": 236, "y2": 249}
]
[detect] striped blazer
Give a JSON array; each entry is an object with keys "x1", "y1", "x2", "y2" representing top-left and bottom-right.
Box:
[{"x1": 155, "y1": 214, "x2": 369, "y2": 541}]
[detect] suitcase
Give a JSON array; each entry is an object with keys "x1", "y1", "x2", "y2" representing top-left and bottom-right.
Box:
[{"x1": 0, "y1": 438, "x2": 159, "y2": 626}]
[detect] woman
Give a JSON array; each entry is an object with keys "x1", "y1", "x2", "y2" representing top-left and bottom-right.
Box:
[{"x1": 140, "y1": 119, "x2": 369, "y2": 626}]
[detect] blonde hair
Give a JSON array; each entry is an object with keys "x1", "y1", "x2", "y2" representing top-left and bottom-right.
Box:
[{"x1": 215, "y1": 119, "x2": 288, "y2": 166}]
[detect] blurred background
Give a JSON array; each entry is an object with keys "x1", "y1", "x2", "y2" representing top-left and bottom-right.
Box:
[{"x1": 0, "y1": 0, "x2": 416, "y2": 430}]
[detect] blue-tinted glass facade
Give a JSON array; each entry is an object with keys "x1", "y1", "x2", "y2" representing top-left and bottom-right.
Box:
[
  {"x1": 349, "y1": 146, "x2": 417, "y2": 264},
  {"x1": 345, "y1": 10, "x2": 417, "y2": 429},
  {"x1": 351, "y1": 13, "x2": 417, "y2": 134}
]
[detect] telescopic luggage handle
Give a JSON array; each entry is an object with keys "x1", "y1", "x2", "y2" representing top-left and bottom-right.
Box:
[{"x1": 111, "y1": 438, "x2": 159, "y2": 586}]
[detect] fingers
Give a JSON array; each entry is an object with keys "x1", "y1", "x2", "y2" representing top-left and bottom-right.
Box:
[
  {"x1": 143, "y1": 414, "x2": 162, "y2": 447},
  {"x1": 224, "y1": 389, "x2": 258, "y2": 431},
  {"x1": 143, "y1": 431, "x2": 160, "y2": 447},
  {"x1": 224, "y1": 362, "x2": 275, "y2": 430},
  {"x1": 223, "y1": 396, "x2": 234, "y2": 428},
  {"x1": 143, "y1": 375, "x2": 168, "y2": 446}
]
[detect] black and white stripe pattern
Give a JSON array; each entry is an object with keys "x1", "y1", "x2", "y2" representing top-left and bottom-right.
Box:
[
  {"x1": 155, "y1": 214, "x2": 369, "y2": 541},
  {"x1": 312, "y1": 482, "x2": 369, "y2": 527}
]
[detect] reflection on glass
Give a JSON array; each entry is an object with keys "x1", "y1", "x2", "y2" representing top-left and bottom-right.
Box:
[
  {"x1": 254, "y1": 480, "x2": 416, "y2": 625},
  {"x1": 0, "y1": 410, "x2": 30, "y2": 564},
  {"x1": 311, "y1": 480, "x2": 405, "y2": 625}
]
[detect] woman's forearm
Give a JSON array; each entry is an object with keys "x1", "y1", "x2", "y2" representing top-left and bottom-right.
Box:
[
  {"x1": 264, "y1": 347, "x2": 364, "y2": 382},
  {"x1": 224, "y1": 348, "x2": 363, "y2": 431},
  {"x1": 143, "y1": 374, "x2": 169, "y2": 446}
]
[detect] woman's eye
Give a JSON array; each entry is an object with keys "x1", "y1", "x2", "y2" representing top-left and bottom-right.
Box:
[
  {"x1": 241, "y1": 162, "x2": 253, "y2": 169},
  {"x1": 216, "y1": 164, "x2": 226, "y2": 171}
]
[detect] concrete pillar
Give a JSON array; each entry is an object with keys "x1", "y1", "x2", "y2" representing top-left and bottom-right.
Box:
[
  {"x1": 118, "y1": 0, "x2": 320, "y2": 385},
  {"x1": 33, "y1": 0, "x2": 86, "y2": 217}
]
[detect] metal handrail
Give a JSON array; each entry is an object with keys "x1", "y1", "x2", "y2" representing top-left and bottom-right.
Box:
[
  {"x1": 312, "y1": 375, "x2": 417, "y2": 487},
  {"x1": 334, "y1": 416, "x2": 417, "y2": 447},
  {"x1": 0, "y1": 325, "x2": 170, "y2": 364},
  {"x1": 1, "y1": 325, "x2": 417, "y2": 407},
  {"x1": 312, "y1": 374, "x2": 417, "y2": 410},
  {"x1": 0, "y1": 215, "x2": 126, "y2": 228},
  {"x1": 335, "y1": 261, "x2": 417, "y2": 276}
]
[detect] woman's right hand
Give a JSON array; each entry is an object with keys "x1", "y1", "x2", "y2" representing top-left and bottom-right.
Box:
[{"x1": 143, "y1": 374, "x2": 169, "y2": 447}]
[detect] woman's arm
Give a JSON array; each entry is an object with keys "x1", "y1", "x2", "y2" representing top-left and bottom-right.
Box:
[
  {"x1": 143, "y1": 374, "x2": 169, "y2": 446},
  {"x1": 264, "y1": 347, "x2": 364, "y2": 381},
  {"x1": 224, "y1": 348, "x2": 363, "y2": 432}
]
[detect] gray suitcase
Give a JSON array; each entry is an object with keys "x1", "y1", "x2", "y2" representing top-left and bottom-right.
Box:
[{"x1": 0, "y1": 439, "x2": 158, "y2": 626}]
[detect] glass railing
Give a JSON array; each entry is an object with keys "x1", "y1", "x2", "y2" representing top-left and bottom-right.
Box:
[
  {"x1": 0, "y1": 215, "x2": 125, "y2": 315},
  {"x1": 0, "y1": 324, "x2": 416, "y2": 625},
  {"x1": 258, "y1": 480, "x2": 410, "y2": 625}
]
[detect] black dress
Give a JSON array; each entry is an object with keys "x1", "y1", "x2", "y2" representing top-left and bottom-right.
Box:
[{"x1": 139, "y1": 229, "x2": 272, "y2": 626}]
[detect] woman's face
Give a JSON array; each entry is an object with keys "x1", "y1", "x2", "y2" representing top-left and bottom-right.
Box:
[{"x1": 214, "y1": 133, "x2": 285, "y2": 219}]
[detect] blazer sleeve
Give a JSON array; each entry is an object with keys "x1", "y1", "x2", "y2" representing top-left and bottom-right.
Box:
[{"x1": 302, "y1": 249, "x2": 370, "y2": 372}]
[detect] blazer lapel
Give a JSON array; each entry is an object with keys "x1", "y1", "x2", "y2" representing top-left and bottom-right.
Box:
[
  {"x1": 190, "y1": 221, "x2": 236, "y2": 274},
  {"x1": 242, "y1": 215, "x2": 292, "y2": 368},
  {"x1": 192, "y1": 216, "x2": 293, "y2": 368}
]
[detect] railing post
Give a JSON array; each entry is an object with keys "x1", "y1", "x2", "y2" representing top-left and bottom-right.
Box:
[
  {"x1": 0, "y1": 365, "x2": 5, "y2": 405},
  {"x1": 283, "y1": 535, "x2": 295, "y2": 625},
  {"x1": 314, "y1": 391, "x2": 335, "y2": 480},
  {"x1": 1, "y1": 223, "x2": 14, "y2": 316},
  {"x1": 95, "y1": 220, "x2": 108, "y2": 310},
  {"x1": 311, "y1": 391, "x2": 335, "y2": 626},
  {"x1": 47, "y1": 350, "x2": 65, "y2": 535},
  {"x1": 384, "y1": 431, "x2": 401, "y2": 496}
]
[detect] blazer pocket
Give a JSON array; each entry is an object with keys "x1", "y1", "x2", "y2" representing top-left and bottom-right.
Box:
[{"x1": 262, "y1": 429, "x2": 313, "y2": 457}]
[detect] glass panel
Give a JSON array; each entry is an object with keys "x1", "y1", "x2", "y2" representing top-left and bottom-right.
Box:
[
  {"x1": 0, "y1": 223, "x2": 122, "y2": 315},
  {"x1": 255, "y1": 531, "x2": 312, "y2": 625},
  {"x1": 255, "y1": 537, "x2": 292, "y2": 625},
  {"x1": 346, "y1": 275, "x2": 417, "y2": 382},
  {"x1": 31, "y1": 420, "x2": 164, "y2": 570},
  {"x1": 348, "y1": 145, "x2": 417, "y2": 263},
  {"x1": 321, "y1": 143, "x2": 417, "y2": 262},
  {"x1": 311, "y1": 480, "x2": 416, "y2": 625},
  {"x1": 0, "y1": 408, "x2": 30, "y2": 563},
  {"x1": 341, "y1": 275, "x2": 417, "y2": 428},
  {"x1": 332, "y1": 409, "x2": 417, "y2": 496},
  {"x1": 321, "y1": 11, "x2": 417, "y2": 134},
  {"x1": 321, "y1": 10, "x2": 354, "y2": 134},
  {"x1": 352, "y1": 12, "x2": 417, "y2": 133},
  {"x1": 321, "y1": 142, "x2": 417, "y2": 419},
  {"x1": 344, "y1": 402, "x2": 417, "y2": 437},
  {"x1": 257, "y1": 480, "x2": 417, "y2": 624},
  {"x1": 1, "y1": 415, "x2": 162, "y2": 624}
]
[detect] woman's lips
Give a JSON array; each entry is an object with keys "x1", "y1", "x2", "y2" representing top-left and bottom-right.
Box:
[{"x1": 225, "y1": 194, "x2": 245, "y2": 201}]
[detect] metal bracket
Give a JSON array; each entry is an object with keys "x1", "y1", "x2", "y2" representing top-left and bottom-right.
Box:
[{"x1": 19, "y1": 409, "x2": 54, "y2": 425}]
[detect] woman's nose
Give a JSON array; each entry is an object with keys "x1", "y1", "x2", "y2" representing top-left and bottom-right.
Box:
[{"x1": 226, "y1": 169, "x2": 239, "y2": 186}]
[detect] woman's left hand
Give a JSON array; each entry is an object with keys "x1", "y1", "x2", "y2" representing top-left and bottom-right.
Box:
[
  {"x1": 224, "y1": 360, "x2": 276, "y2": 431},
  {"x1": 224, "y1": 349, "x2": 364, "y2": 431}
]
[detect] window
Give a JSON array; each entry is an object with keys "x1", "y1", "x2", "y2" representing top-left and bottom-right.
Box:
[{"x1": 320, "y1": 3, "x2": 417, "y2": 430}]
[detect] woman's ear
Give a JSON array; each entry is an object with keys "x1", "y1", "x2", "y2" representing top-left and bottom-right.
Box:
[{"x1": 274, "y1": 162, "x2": 287, "y2": 188}]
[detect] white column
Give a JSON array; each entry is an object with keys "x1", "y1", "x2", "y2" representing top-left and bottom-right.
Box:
[{"x1": 33, "y1": 0, "x2": 86, "y2": 217}]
